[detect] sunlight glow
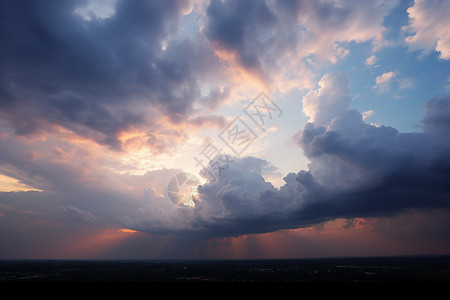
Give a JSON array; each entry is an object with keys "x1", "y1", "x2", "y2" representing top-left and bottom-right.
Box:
[{"x1": 0, "y1": 174, "x2": 42, "y2": 192}]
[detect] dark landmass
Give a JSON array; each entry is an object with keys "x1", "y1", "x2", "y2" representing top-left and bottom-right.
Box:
[{"x1": 1, "y1": 256, "x2": 450, "y2": 282}]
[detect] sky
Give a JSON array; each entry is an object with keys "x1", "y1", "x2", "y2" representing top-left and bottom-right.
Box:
[{"x1": 0, "y1": 0, "x2": 450, "y2": 259}]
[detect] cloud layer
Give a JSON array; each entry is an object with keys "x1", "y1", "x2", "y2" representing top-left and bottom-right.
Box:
[
  {"x1": 0, "y1": 0, "x2": 449, "y2": 255},
  {"x1": 0, "y1": 0, "x2": 399, "y2": 151}
]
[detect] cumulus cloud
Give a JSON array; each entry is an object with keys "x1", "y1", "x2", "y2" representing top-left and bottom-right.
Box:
[
  {"x1": 302, "y1": 72, "x2": 352, "y2": 126},
  {"x1": 375, "y1": 72, "x2": 397, "y2": 85},
  {"x1": 372, "y1": 71, "x2": 399, "y2": 92},
  {"x1": 404, "y1": 0, "x2": 450, "y2": 59},
  {"x1": 365, "y1": 55, "x2": 378, "y2": 66},
  {"x1": 374, "y1": 71, "x2": 397, "y2": 86},
  {"x1": 124, "y1": 72, "x2": 450, "y2": 237},
  {"x1": 372, "y1": 71, "x2": 415, "y2": 93}
]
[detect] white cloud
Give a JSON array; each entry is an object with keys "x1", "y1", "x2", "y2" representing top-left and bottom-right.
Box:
[
  {"x1": 372, "y1": 71, "x2": 415, "y2": 93},
  {"x1": 373, "y1": 71, "x2": 397, "y2": 92},
  {"x1": 365, "y1": 54, "x2": 378, "y2": 66},
  {"x1": 375, "y1": 71, "x2": 396, "y2": 85},
  {"x1": 362, "y1": 109, "x2": 375, "y2": 120},
  {"x1": 302, "y1": 71, "x2": 352, "y2": 126},
  {"x1": 74, "y1": 0, "x2": 117, "y2": 21},
  {"x1": 404, "y1": 0, "x2": 450, "y2": 60}
]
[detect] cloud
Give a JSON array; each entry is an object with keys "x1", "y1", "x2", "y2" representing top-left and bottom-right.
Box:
[
  {"x1": 372, "y1": 71, "x2": 397, "y2": 92},
  {"x1": 375, "y1": 71, "x2": 397, "y2": 85},
  {"x1": 1, "y1": 1, "x2": 448, "y2": 245},
  {"x1": 365, "y1": 54, "x2": 378, "y2": 66},
  {"x1": 422, "y1": 95, "x2": 450, "y2": 138},
  {"x1": 404, "y1": 0, "x2": 450, "y2": 60},
  {"x1": 302, "y1": 71, "x2": 352, "y2": 126},
  {"x1": 204, "y1": 0, "x2": 395, "y2": 88},
  {"x1": 74, "y1": 0, "x2": 118, "y2": 21},
  {"x1": 362, "y1": 110, "x2": 375, "y2": 121},
  {"x1": 0, "y1": 0, "x2": 224, "y2": 150},
  {"x1": 0, "y1": 0, "x2": 396, "y2": 152},
  {"x1": 446, "y1": 76, "x2": 450, "y2": 93},
  {"x1": 372, "y1": 71, "x2": 415, "y2": 93},
  {"x1": 205, "y1": 0, "x2": 277, "y2": 84},
  {"x1": 59, "y1": 205, "x2": 96, "y2": 222},
  {"x1": 0, "y1": 131, "x2": 190, "y2": 254},
  {"x1": 123, "y1": 72, "x2": 450, "y2": 237}
]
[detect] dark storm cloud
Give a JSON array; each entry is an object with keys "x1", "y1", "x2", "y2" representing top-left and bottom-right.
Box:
[
  {"x1": 126, "y1": 72, "x2": 450, "y2": 237},
  {"x1": 422, "y1": 96, "x2": 450, "y2": 138},
  {"x1": 0, "y1": 0, "x2": 220, "y2": 149},
  {"x1": 205, "y1": 0, "x2": 276, "y2": 81}
]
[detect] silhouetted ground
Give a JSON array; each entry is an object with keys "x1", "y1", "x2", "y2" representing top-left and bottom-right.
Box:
[{"x1": 1, "y1": 256, "x2": 450, "y2": 282}]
